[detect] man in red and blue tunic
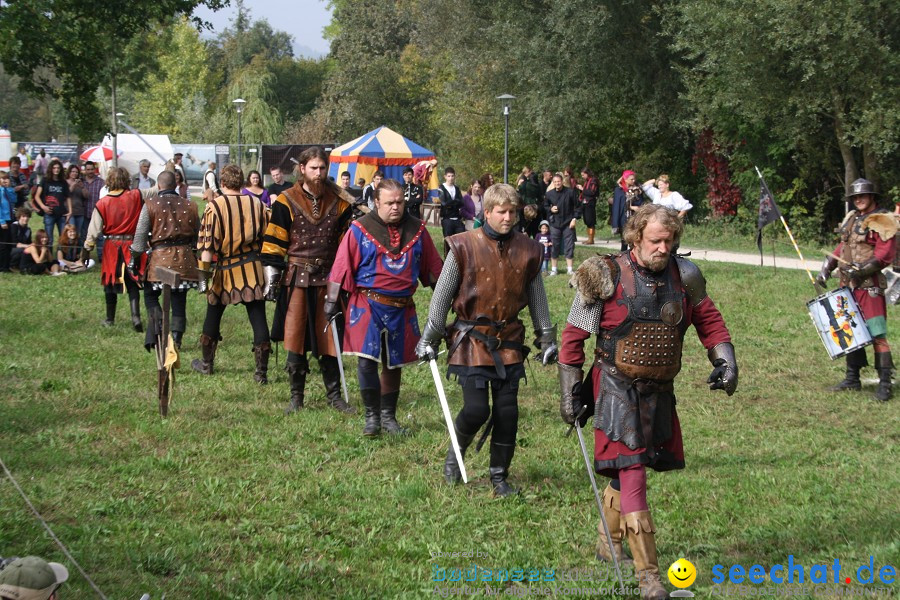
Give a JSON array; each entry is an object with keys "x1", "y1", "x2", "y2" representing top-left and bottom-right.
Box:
[
  {"x1": 559, "y1": 204, "x2": 737, "y2": 600},
  {"x1": 326, "y1": 178, "x2": 443, "y2": 437},
  {"x1": 817, "y1": 178, "x2": 897, "y2": 401}
]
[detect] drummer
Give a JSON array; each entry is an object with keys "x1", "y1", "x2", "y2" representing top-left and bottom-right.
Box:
[{"x1": 816, "y1": 178, "x2": 897, "y2": 401}]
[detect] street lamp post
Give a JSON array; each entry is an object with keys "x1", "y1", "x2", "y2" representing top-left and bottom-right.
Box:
[
  {"x1": 496, "y1": 94, "x2": 515, "y2": 184},
  {"x1": 232, "y1": 98, "x2": 246, "y2": 166}
]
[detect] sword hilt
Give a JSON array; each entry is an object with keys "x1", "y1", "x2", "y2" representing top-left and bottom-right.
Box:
[
  {"x1": 323, "y1": 312, "x2": 343, "y2": 334},
  {"x1": 566, "y1": 405, "x2": 589, "y2": 438}
]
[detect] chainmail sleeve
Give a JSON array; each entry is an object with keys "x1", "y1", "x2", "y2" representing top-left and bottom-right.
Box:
[
  {"x1": 526, "y1": 273, "x2": 553, "y2": 331},
  {"x1": 425, "y1": 248, "x2": 461, "y2": 330},
  {"x1": 130, "y1": 205, "x2": 151, "y2": 253},
  {"x1": 567, "y1": 290, "x2": 603, "y2": 334}
]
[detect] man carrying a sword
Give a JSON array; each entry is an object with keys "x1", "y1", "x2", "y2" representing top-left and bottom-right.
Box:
[
  {"x1": 559, "y1": 204, "x2": 737, "y2": 600},
  {"x1": 326, "y1": 178, "x2": 443, "y2": 436},
  {"x1": 816, "y1": 178, "x2": 897, "y2": 401},
  {"x1": 417, "y1": 183, "x2": 558, "y2": 497}
]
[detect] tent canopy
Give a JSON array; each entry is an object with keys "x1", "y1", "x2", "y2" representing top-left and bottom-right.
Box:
[{"x1": 328, "y1": 126, "x2": 438, "y2": 191}]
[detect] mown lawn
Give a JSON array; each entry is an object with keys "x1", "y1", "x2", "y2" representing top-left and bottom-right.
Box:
[{"x1": 0, "y1": 225, "x2": 897, "y2": 599}]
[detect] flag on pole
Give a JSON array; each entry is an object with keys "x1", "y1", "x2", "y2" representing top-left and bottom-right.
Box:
[{"x1": 756, "y1": 181, "x2": 782, "y2": 260}]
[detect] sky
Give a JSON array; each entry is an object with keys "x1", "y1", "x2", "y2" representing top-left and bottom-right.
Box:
[{"x1": 193, "y1": 0, "x2": 333, "y2": 59}]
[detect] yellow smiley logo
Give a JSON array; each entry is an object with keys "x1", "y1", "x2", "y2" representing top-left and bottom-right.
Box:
[{"x1": 668, "y1": 558, "x2": 697, "y2": 588}]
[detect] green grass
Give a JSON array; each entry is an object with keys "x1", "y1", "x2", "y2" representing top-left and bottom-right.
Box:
[{"x1": 1, "y1": 226, "x2": 898, "y2": 599}]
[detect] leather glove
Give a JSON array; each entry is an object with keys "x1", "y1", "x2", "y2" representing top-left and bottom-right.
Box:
[
  {"x1": 263, "y1": 265, "x2": 282, "y2": 302},
  {"x1": 815, "y1": 255, "x2": 837, "y2": 288},
  {"x1": 126, "y1": 253, "x2": 141, "y2": 282},
  {"x1": 847, "y1": 259, "x2": 882, "y2": 282},
  {"x1": 197, "y1": 260, "x2": 211, "y2": 294},
  {"x1": 323, "y1": 281, "x2": 343, "y2": 321},
  {"x1": 534, "y1": 325, "x2": 558, "y2": 366},
  {"x1": 707, "y1": 342, "x2": 738, "y2": 396},
  {"x1": 558, "y1": 363, "x2": 584, "y2": 425},
  {"x1": 415, "y1": 319, "x2": 445, "y2": 361}
]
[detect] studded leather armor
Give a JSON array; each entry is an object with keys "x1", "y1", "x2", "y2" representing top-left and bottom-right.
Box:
[
  {"x1": 838, "y1": 209, "x2": 889, "y2": 290},
  {"x1": 283, "y1": 186, "x2": 351, "y2": 288},
  {"x1": 595, "y1": 253, "x2": 689, "y2": 381},
  {"x1": 145, "y1": 192, "x2": 200, "y2": 282}
]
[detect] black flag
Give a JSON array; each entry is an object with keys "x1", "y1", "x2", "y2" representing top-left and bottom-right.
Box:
[{"x1": 755, "y1": 180, "x2": 782, "y2": 260}]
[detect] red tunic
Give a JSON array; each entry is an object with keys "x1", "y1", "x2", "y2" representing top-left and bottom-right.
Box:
[
  {"x1": 95, "y1": 189, "x2": 147, "y2": 288},
  {"x1": 560, "y1": 255, "x2": 731, "y2": 476},
  {"x1": 833, "y1": 229, "x2": 896, "y2": 323}
]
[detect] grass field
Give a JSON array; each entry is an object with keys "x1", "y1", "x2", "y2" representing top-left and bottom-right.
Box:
[{"x1": 0, "y1": 224, "x2": 898, "y2": 599}]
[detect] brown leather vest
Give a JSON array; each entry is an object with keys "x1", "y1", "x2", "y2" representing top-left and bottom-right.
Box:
[
  {"x1": 595, "y1": 253, "x2": 688, "y2": 381},
  {"x1": 145, "y1": 193, "x2": 200, "y2": 282},
  {"x1": 446, "y1": 229, "x2": 542, "y2": 367},
  {"x1": 283, "y1": 186, "x2": 350, "y2": 287},
  {"x1": 839, "y1": 209, "x2": 887, "y2": 289}
]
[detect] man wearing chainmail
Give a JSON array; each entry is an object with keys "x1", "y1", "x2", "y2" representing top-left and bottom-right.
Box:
[
  {"x1": 129, "y1": 170, "x2": 200, "y2": 351},
  {"x1": 816, "y1": 178, "x2": 897, "y2": 401},
  {"x1": 326, "y1": 178, "x2": 443, "y2": 436},
  {"x1": 261, "y1": 146, "x2": 355, "y2": 415},
  {"x1": 558, "y1": 204, "x2": 737, "y2": 600},
  {"x1": 417, "y1": 183, "x2": 558, "y2": 497}
]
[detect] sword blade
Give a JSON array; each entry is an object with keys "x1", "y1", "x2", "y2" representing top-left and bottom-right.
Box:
[
  {"x1": 429, "y1": 358, "x2": 468, "y2": 484},
  {"x1": 573, "y1": 420, "x2": 625, "y2": 593},
  {"x1": 329, "y1": 320, "x2": 352, "y2": 407}
]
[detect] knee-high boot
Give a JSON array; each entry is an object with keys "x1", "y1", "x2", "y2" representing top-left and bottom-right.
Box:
[
  {"x1": 443, "y1": 426, "x2": 476, "y2": 484},
  {"x1": 875, "y1": 351, "x2": 893, "y2": 401},
  {"x1": 380, "y1": 391, "x2": 406, "y2": 434},
  {"x1": 624, "y1": 511, "x2": 668, "y2": 600},
  {"x1": 829, "y1": 348, "x2": 866, "y2": 391},
  {"x1": 596, "y1": 484, "x2": 633, "y2": 565},
  {"x1": 253, "y1": 342, "x2": 272, "y2": 384},
  {"x1": 130, "y1": 296, "x2": 143, "y2": 332},
  {"x1": 103, "y1": 295, "x2": 116, "y2": 326},
  {"x1": 361, "y1": 388, "x2": 381, "y2": 436},
  {"x1": 320, "y1": 355, "x2": 355, "y2": 414},
  {"x1": 191, "y1": 334, "x2": 218, "y2": 375},
  {"x1": 284, "y1": 358, "x2": 308, "y2": 414},
  {"x1": 586, "y1": 228, "x2": 595, "y2": 245},
  {"x1": 489, "y1": 442, "x2": 518, "y2": 497}
]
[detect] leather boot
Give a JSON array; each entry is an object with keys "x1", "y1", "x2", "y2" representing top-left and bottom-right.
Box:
[
  {"x1": 586, "y1": 228, "x2": 595, "y2": 245},
  {"x1": 103, "y1": 298, "x2": 116, "y2": 326},
  {"x1": 284, "y1": 360, "x2": 308, "y2": 414},
  {"x1": 443, "y1": 426, "x2": 476, "y2": 484},
  {"x1": 170, "y1": 317, "x2": 186, "y2": 350},
  {"x1": 361, "y1": 388, "x2": 381, "y2": 436},
  {"x1": 320, "y1": 355, "x2": 355, "y2": 414},
  {"x1": 190, "y1": 334, "x2": 217, "y2": 375},
  {"x1": 829, "y1": 349, "x2": 866, "y2": 391},
  {"x1": 380, "y1": 391, "x2": 406, "y2": 435},
  {"x1": 624, "y1": 511, "x2": 668, "y2": 600},
  {"x1": 489, "y1": 442, "x2": 518, "y2": 497},
  {"x1": 875, "y1": 351, "x2": 893, "y2": 401},
  {"x1": 253, "y1": 342, "x2": 272, "y2": 384},
  {"x1": 144, "y1": 306, "x2": 162, "y2": 351},
  {"x1": 596, "y1": 484, "x2": 633, "y2": 566},
  {"x1": 130, "y1": 297, "x2": 143, "y2": 332}
]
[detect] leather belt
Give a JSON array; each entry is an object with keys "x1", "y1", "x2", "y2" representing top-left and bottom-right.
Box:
[
  {"x1": 152, "y1": 237, "x2": 193, "y2": 249},
  {"x1": 105, "y1": 234, "x2": 134, "y2": 241},
  {"x1": 448, "y1": 317, "x2": 524, "y2": 379},
  {"x1": 220, "y1": 250, "x2": 259, "y2": 270},
  {"x1": 289, "y1": 256, "x2": 332, "y2": 274},
  {"x1": 359, "y1": 288, "x2": 414, "y2": 308}
]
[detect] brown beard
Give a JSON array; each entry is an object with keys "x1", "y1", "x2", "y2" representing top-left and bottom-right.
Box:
[{"x1": 635, "y1": 246, "x2": 669, "y2": 272}]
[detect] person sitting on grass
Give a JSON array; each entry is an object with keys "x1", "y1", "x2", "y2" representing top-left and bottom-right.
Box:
[
  {"x1": 19, "y1": 229, "x2": 63, "y2": 275},
  {"x1": 8, "y1": 207, "x2": 32, "y2": 271},
  {"x1": 56, "y1": 224, "x2": 93, "y2": 273}
]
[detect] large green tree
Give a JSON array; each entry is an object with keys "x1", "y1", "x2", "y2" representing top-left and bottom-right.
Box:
[{"x1": 0, "y1": 0, "x2": 227, "y2": 139}]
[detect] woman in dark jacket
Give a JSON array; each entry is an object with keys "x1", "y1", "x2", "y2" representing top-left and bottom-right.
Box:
[
  {"x1": 611, "y1": 169, "x2": 646, "y2": 251},
  {"x1": 577, "y1": 167, "x2": 599, "y2": 244}
]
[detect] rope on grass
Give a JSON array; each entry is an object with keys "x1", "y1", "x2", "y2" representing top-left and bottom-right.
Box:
[{"x1": 0, "y1": 454, "x2": 109, "y2": 600}]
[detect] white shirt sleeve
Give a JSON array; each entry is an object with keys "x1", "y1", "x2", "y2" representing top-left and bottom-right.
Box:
[
  {"x1": 667, "y1": 191, "x2": 692, "y2": 212},
  {"x1": 641, "y1": 183, "x2": 661, "y2": 203}
]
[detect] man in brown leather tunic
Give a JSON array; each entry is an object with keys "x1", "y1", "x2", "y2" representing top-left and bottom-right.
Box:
[
  {"x1": 417, "y1": 183, "x2": 558, "y2": 497},
  {"x1": 261, "y1": 146, "x2": 355, "y2": 415},
  {"x1": 129, "y1": 170, "x2": 200, "y2": 350}
]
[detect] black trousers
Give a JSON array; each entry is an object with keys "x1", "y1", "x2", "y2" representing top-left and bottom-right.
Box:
[
  {"x1": 454, "y1": 376, "x2": 520, "y2": 446},
  {"x1": 201, "y1": 299, "x2": 269, "y2": 345},
  {"x1": 144, "y1": 287, "x2": 187, "y2": 322}
]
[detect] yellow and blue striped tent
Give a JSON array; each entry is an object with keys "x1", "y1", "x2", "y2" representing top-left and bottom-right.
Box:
[{"x1": 328, "y1": 126, "x2": 439, "y2": 193}]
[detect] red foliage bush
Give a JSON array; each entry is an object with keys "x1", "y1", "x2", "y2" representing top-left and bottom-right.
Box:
[{"x1": 692, "y1": 129, "x2": 742, "y2": 216}]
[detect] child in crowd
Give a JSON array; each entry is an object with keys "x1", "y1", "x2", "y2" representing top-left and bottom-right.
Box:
[
  {"x1": 0, "y1": 170, "x2": 14, "y2": 271},
  {"x1": 20, "y1": 229, "x2": 63, "y2": 275},
  {"x1": 535, "y1": 220, "x2": 553, "y2": 273},
  {"x1": 56, "y1": 224, "x2": 93, "y2": 273},
  {"x1": 9, "y1": 207, "x2": 32, "y2": 271}
]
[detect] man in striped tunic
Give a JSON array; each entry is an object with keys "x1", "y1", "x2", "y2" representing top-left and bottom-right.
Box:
[
  {"x1": 191, "y1": 164, "x2": 272, "y2": 382},
  {"x1": 261, "y1": 147, "x2": 355, "y2": 415}
]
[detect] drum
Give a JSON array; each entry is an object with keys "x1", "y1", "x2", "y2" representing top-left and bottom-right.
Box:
[{"x1": 807, "y1": 287, "x2": 873, "y2": 359}]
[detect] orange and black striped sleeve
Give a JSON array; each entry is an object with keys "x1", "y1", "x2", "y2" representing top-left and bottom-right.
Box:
[{"x1": 261, "y1": 193, "x2": 292, "y2": 267}]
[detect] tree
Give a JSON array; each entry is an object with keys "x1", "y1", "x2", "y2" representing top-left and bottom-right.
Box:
[{"x1": 0, "y1": 0, "x2": 227, "y2": 139}]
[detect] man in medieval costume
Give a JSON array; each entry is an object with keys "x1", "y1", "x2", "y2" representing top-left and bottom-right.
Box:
[
  {"x1": 817, "y1": 178, "x2": 897, "y2": 401},
  {"x1": 83, "y1": 167, "x2": 158, "y2": 331},
  {"x1": 417, "y1": 183, "x2": 558, "y2": 497},
  {"x1": 261, "y1": 146, "x2": 355, "y2": 415},
  {"x1": 326, "y1": 178, "x2": 443, "y2": 436},
  {"x1": 559, "y1": 203, "x2": 738, "y2": 600},
  {"x1": 128, "y1": 170, "x2": 201, "y2": 351}
]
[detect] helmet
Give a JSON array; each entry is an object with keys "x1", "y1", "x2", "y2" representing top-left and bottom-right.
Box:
[{"x1": 846, "y1": 178, "x2": 879, "y2": 198}]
